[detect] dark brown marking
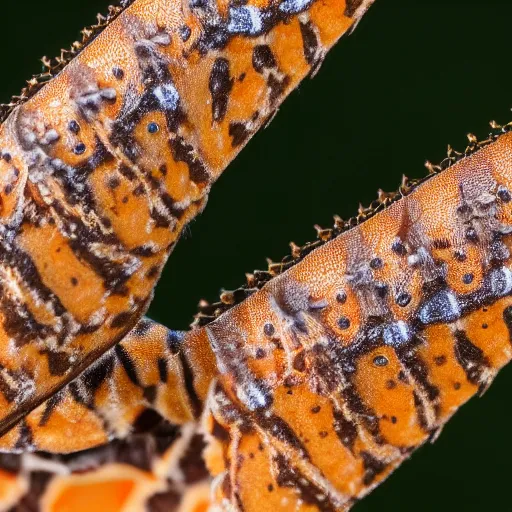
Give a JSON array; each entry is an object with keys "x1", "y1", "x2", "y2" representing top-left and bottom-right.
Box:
[
  {"x1": 454, "y1": 330, "x2": 490, "y2": 389},
  {"x1": 299, "y1": 20, "x2": 319, "y2": 67},
  {"x1": 360, "y1": 451, "x2": 387, "y2": 485},
  {"x1": 252, "y1": 45, "x2": 277, "y2": 73},
  {"x1": 228, "y1": 122, "x2": 250, "y2": 147},
  {"x1": 115, "y1": 344, "x2": 141, "y2": 386},
  {"x1": 344, "y1": 0, "x2": 365, "y2": 17},
  {"x1": 209, "y1": 58, "x2": 234, "y2": 123}
]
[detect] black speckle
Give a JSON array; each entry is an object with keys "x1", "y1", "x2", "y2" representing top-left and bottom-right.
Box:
[
  {"x1": 390, "y1": 416, "x2": 397, "y2": 424},
  {"x1": 180, "y1": 25, "x2": 192, "y2": 41},
  {"x1": 373, "y1": 355, "x2": 388, "y2": 367},
  {"x1": 434, "y1": 355, "x2": 446, "y2": 366},
  {"x1": 267, "y1": 484, "x2": 274, "y2": 492},
  {"x1": 319, "y1": 431, "x2": 328, "y2": 438},
  {"x1": 482, "y1": 323, "x2": 488, "y2": 329},
  {"x1": 311, "y1": 405, "x2": 321, "y2": 414},
  {"x1": 68, "y1": 120, "x2": 80, "y2": 134},
  {"x1": 392, "y1": 240, "x2": 407, "y2": 256},
  {"x1": 385, "y1": 379, "x2": 396, "y2": 389},
  {"x1": 2, "y1": 152, "x2": 12, "y2": 162},
  {"x1": 107, "y1": 176, "x2": 120, "y2": 189},
  {"x1": 498, "y1": 186, "x2": 512, "y2": 203},
  {"x1": 462, "y1": 273, "x2": 474, "y2": 284},
  {"x1": 73, "y1": 143, "x2": 86, "y2": 155},
  {"x1": 396, "y1": 292, "x2": 411, "y2": 307},
  {"x1": 147, "y1": 122, "x2": 160, "y2": 134},
  {"x1": 263, "y1": 323, "x2": 275, "y2": 337},
  {"x1": 453, "y1": 382, "x2": 461, "y2": 390},
  {"x1": 255, "y1": 348, "x2": 265, "y2": 359},
  {"x1": 375, "y1": 283, "x2": 388, "y2": 299},
  {"x1": 338, "y1": 316, "x2": 350, "y2": 330},
  {"x1": 4, "y1": 184, "x2": 13, "y2": 195},
  {"x1": 454, "y1": 251, "x2": 467, "y2": 262},
  {"x1": 112, "y1": 67, "x2": 125, "y2": 80},
  {"x1": 336, "y1": 291, "x2": 347, "y2": 304},
  {"x1": 465, "y1": 227, "x2": 478, "y2": 242},
  {"x1": 370, "y1": 257, "x2": 383, "y2": 270},
  {"x1": 70, "y1": 277, "x2": 78, "y2": 286}
]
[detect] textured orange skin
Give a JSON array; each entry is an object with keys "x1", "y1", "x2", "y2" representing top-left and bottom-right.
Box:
[
  {"x1": 0, "y1": 0, "x2": 376, "y2": 510},
  {"x1": 197, "y1": 132, "x2": 512, "y2": 510},
  {"x1": 0, "y1": 0, "x2": 370, "y2": 441}
]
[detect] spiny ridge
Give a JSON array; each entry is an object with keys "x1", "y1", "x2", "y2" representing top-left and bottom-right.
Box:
[
  {"x1": 192, "y1": 115, "x2": 512, "y2": 327},
  {"x1": 0, "y1": 1, "x2": 133, "y2": 123}
]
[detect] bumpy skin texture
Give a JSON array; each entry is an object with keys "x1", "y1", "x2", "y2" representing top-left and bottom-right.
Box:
[
  {"x1": 0, "y1": 0, "x2": 376, "y2": 510},
  {"x1": 199, "y1": 132, "x2": 512, "y2": 511},
  {"x1": 0, "y1": 0, "x2": 371, "y2": 440}
]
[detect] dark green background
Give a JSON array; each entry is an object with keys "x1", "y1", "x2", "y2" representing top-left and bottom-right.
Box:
[{"x1": 2, "y1": 0, "x2": 512, "y2": 510}]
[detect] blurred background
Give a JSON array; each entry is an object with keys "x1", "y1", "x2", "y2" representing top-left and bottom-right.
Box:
[{"x1": 1, "y1": 0, "x2": 511, "y2": 510}]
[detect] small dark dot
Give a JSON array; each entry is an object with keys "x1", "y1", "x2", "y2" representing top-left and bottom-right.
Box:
[
  {"x1": 483, "y1": 307, "x2": 488, "y2": 312},
  {"x1": 311, "y1": 405, "x2": 321, "y2": 414},
  {"x1": 73, "y1": 143, "x2": 86, "y2": 155},
  {"x1": 70, "y1": 277, "x2": 78, "y2": 286},
  {"x1": 2, "y1": 152, "x2": 12, "y2": 162},
  {"x1": 482, "y1": 323, "x2": 488, "y2": 329},
  {"x1": 263, "y1": 323, "x2": 275, "y2": 337},
  {"x1": 336, "y1": 291, "x2": 347, "y2": 304},
  {"x1": 107, "y1": 176, "x2": 120, "y2": 189},
  {"x1": 249, "y1": 452, "x2": 254, "y2": 459},
  {"x1": 396, "y1": 292, "x2": 411, "y2": 307},
  {"x1": 180, "y1": 25, "x2": 192, "y2": 41},
  {"x1": 4, "y1": 184, "x2": 13, "y2": 195},
  {"x1": 255, "y1": 348, "x2": 265, "y2": 359},
  {"x1": 122, "y1": 196, "x2": 129, "y2": 204},
  {"x1": 370, "y1": 257, "x2": 383, "y2": 270},
  {"x1": 385, "y1": 379, "x2": 396, "y2": 390},
  {"x1": 338, "y1": 316, "x2": 350, "y2": 330},
  {"x1": 112, "y1": 66, "x2": 125, "y2": 80},
  {"x1": 434, "y1": 355, "x2": 446, "y2": 366},
  {"x1": 390, "y1": 416, "x2": 397, "y2": 424},
  {"x1": 497, "y1": 186, "x2": 511, "y2": 203},
  {"x1": 453, "y1": 382, "x2": 461, "y2": 390},
  {"x1": 462, "y1": 273, "x2": 474, "y2": 284},
  {"x1": 373, "y1": 355, "x2": 388, "y2": 367},
  {"x1": 102, "y1": 217, "x2": 112, "y2": 229},
  {"x1": 147, "y1": 122, "x2": 160, "y2": 134},
  {"x1": 465, "y1": 227, "x2": 478, "y2": 242},
  {"x1": 454, "y1": 251, "x2": 467, "y2": 262},
  {"x1": 159, "y1": 164, "x2": 168, "y2": 176},
  {"x1": 267, "y1": 484, "x2": 274, "y2": 492},
  {"x1": 392, "y1": 240, "x2": 407, "y2": 256},
  {"x1": 68, "y1": 120, "x2": 80, "y2": 134},
  {"x1": 375, "y1": 283, "x2": 388, "y2": 299},
  {"x1": 319, "y1": 431, "x2": 328, "y2": 438},
  {"x1": 239, "y1": 72, "x2": 246, "y2": 81}
]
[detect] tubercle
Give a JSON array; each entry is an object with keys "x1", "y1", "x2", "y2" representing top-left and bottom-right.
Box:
[
  {"x1": 0, "y1": 0, "x2": 133, "y2": 124},
  {"x1": 192, "y1": 118, "x2": 512, "y2": 327}
]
